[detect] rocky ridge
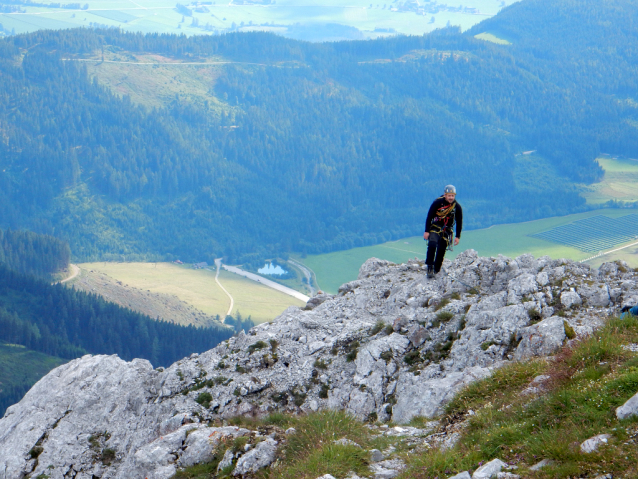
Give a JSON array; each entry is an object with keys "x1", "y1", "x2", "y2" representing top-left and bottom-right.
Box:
[{"x1": 1, "y1": 250, "x2": 638, "y2": 479}]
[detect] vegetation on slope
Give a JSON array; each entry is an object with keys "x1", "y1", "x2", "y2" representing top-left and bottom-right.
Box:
[
  {"x1": 0, "y1": 342, "x2": 66, "y2": 419},
  {"x1": 0, "y1": 228, "x2": 70, "y2": 279},
  {"x1": 0, "y1": 0, "x2": 637, "y2": 264},
  {"x1": 172, "y1": 314, "x2": 638, "y2": 478}
]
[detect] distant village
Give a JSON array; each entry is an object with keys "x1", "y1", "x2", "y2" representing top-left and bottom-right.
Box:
[
  {"x1": 393, "y1": 0, "x2": 495, "y2": 16},
  {"x1": 173, "y1": 259, "x2": 210, "y2": 269}
]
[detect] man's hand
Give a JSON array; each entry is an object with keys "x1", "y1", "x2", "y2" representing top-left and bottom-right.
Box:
[
  {"x1": 423, "y1": 232, "x2": 429, "y2": 240},
  {"x1": 454, "y1": 237, "x2": 460, "y2": 246}
]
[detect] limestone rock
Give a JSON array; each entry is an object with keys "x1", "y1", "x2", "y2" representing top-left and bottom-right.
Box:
[
  {"x1": 369, "y1": 458, "x2": 405, "y2": 479},
  {"x1": 580, "y1": 434, "x2": 611, "y2": 453},
  {"x1": 529, "y1": 459, "x2": 553, "y2": 471},
  {"x1": 232, "y1": 438, "x2": 278, "y2": 476},
  {"x1": 472, "y1": 458, "x2": 507, "y2": 478},
  {"x1": 514, "y1": 316, "x2": 566, "y2": 360},
  {"x1": 1, "y1": 252, "x2": 635, "y2": 477},
  {"x1": 561, "y1": 290, "x2": 582, "y2": 308},
  {"x1": 448, "y1": 472, "x2": 471, "y2": 479},
  {"x1": 616, "y1": 391, "x2": 638, "y2": 420}
]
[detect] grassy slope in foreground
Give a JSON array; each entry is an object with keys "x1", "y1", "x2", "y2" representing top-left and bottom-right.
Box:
[
  {"x1": 0, "y1": 343, "x2": 67, "y2": 416},
  {"x1": 174, "y1": 316, "x2": 638, "y2": 479},
  {"x1": 299, "y1": 208, "x2": 638, "y2": 294},
  {"x1": 78, "y1": 262, "x2": 305, "y2": 324}
]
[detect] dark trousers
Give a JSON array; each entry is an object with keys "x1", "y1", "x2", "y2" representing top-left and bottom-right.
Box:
[{"x1": 426, "y1": 233, "x2": 448, "y2": 273}]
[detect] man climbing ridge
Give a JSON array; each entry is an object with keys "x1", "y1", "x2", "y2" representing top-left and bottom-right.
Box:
[{"x1": 423, "y1": 184, "x2": 463, "y2": 279}]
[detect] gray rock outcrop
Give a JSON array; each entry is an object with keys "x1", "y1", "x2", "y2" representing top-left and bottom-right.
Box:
[
  {"x1": 616, "y1": 391, "x2": 638, "y2": 420},
  {"x1": 1, "y1": 252, "x2": 636, "y2": 479}
]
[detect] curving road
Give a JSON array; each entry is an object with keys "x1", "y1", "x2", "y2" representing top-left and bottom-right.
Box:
[
  {"x1": 288, "y1": 259, "x2": 318, "y2": 296},
  {"x1": 60, "y1": 264, "x2": 80, "y2": 284},
  {"x1": 221, "y1": 264, "x2": 310, "y2": 303},
  {"x1": 214, "y1": 259, "x2": 235, "y2": 321}
]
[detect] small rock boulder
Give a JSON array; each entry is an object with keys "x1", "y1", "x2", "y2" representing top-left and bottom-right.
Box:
[
  {"x1": 472, "y1": 458, "x2": 507, "y2": 479},
  {"x1": 616, "y1": 391, "x2": 638, "y2": 420},
  {"x1": 232, "y1": 438, "x2": 278, "y2": 476},
  {"x1": 514, "y1": 316, "x2": 566, "y2": 360},
  {"x1": 580, "y1": 434, "x2": 611, "y2": 453},
  {"x1": 448, "y1": 472, "x2": 471, "y2": 479},
  {"x1": 561, "y1": 290, "x2": 582, "y2": 309}
]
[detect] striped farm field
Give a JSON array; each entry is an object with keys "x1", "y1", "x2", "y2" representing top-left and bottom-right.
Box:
[{"x1": 298, "y1": 209, "x2": 638, "y2": 294}]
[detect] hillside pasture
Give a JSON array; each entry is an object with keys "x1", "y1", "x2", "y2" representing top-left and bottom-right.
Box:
[
  {"x1": 582, "y1": 156, "x2": 638, "y2": 204},
  {"x1": 78, "y1": 262, "x2": 304, "y2": 324},
  {"x1": 300, "y1": 209, "x2": 638, "y2": 294},
  {"x1": 84, "y1": 52, "x2": 228, "y2": 110}
]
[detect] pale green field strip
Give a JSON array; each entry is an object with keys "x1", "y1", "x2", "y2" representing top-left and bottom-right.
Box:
[
  {"x1": 79, "y1": 262, "x2": 304, "y2": 324},
  {"x1": 582, "y1": 157, "x2": 638, "y2": 204},
  {"x1": 474, "y1": 32, "x2": 511, "y2": 44},
  {"x1": 299, "y1": 209, "x2": 637, "y2": 294}
]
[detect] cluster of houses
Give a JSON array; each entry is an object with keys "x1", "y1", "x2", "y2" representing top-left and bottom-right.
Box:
[{"x1": 393, "y1": 0, "x2": 481, "y2": 15}]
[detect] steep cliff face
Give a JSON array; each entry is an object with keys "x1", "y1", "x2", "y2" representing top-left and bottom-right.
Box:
[{"x1": 1, "y1": 250, "x2": 637, "y2": 479}]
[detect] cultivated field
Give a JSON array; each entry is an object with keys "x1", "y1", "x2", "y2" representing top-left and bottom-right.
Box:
[
  {"x1": 581, "y1": 156, "x2": 638, "y2": 204},
  {"x1": 0, "y1": 0, "x2": 515, "y2": 41},
  {"x1": 78, "y1": 262, "x2": 305, "y2": 324},
  {"x1": 299, "y1": 209, "x2": 638, "y2": 294}
]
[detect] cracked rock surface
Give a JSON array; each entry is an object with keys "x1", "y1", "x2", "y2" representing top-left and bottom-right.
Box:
[{"x1": 1, "y1": 251, "x2": 637, "y2": 479}]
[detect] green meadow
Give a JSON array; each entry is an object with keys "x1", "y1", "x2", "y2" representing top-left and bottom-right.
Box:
[
  {"x1": 79, "y1": 262, "x2": 305, "y2": 324},
  {"x1": 0, "y1": 0, "x2": 514, "y2": 39},
  {"x1": 298, "y1": 208, "x2": 638, "y2": 294},
  {"x1": 581, "y1": 156, "x2": 638, "y2": 205}
]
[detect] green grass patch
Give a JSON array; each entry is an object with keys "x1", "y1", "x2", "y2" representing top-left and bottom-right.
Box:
[
  {"x1": 402, "y1": 315, "x2": 638, "y2": 478},
  {"x1": 79, "y1": 262, "x2": 304, "y2": 324},
  {"x1": 298, "y1": 208, "x2": 637, "y2": 293},
  {"x1": 474, "y1": 32, "x2": 511, "y2": 44}
]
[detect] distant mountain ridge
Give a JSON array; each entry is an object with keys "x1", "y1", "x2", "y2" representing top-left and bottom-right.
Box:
[{"x1": 0, "y1": 0, "x2": 637, "y2": 265}]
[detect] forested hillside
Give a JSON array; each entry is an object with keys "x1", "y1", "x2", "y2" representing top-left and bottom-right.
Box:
[
  {"x1": 0, "y1": 263, "x2": 235, "y2": 415},
  {"x1": 0, "y1": 0, "x2": 637, "y2": 265},
  {"x1": 0, "y1": 229, "x2": 235, "y2": 416},
  {"x1": 0, "y1": 228, "x2": 70, "y2": 278}
]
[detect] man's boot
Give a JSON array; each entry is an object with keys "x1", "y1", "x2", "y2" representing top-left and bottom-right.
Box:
[{"x1": 427, "y1": 265, "x2": 434, "y2": 279}]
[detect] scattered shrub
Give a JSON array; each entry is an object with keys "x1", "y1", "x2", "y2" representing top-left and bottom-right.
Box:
[
  {"x1": 450, "y1": 292, "x2": 461, "y2": 300},
  {"x1": 235, "y1": 364, "x2": 247, "y2": 373},
  {"x1": 370, "y1": 320, "x2": 385, "y2": 335},
  {"x1": 528, "y1": 308, "x2": 542, "y2": 323},
  {"x1": 314, "y1": 359, "x2": 328, "y2": 370},
  {"x1": 248, "y1": 341, "x2": 268, "y2": 353},
  {"x1": 434, "y1": 298, "x2": 450, "y2": 311},
  {"x1": 404, "y1": 350, "x2": 421, "y2": 365},
  {"x1": 481, "y1": 340, "x2": 496, "y2": 351},
  {"x1": 29, "y1": 446, "x2": 44, "y2": 459},
  {"x1": 101, "y1": 447, "x2": 116, "y2": 463},
  {"x1": 384, "y1": 324, "x2": 394, "y2": 335},
  {"x1": 564, "y1": 320, "x2": 576, "y2": 339},
  {"x1": 380, "y1": 350, "x2": 393, "y2": 363},
  {"x1": 319, "y1": 384, "x2": 330, "y2": 398},
  {"x1": 195, "y1": 392, "x2": 213, "y2": 408},
  {"x1": 436, "y1": 311, "x2": 454, "y2": 322}
]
